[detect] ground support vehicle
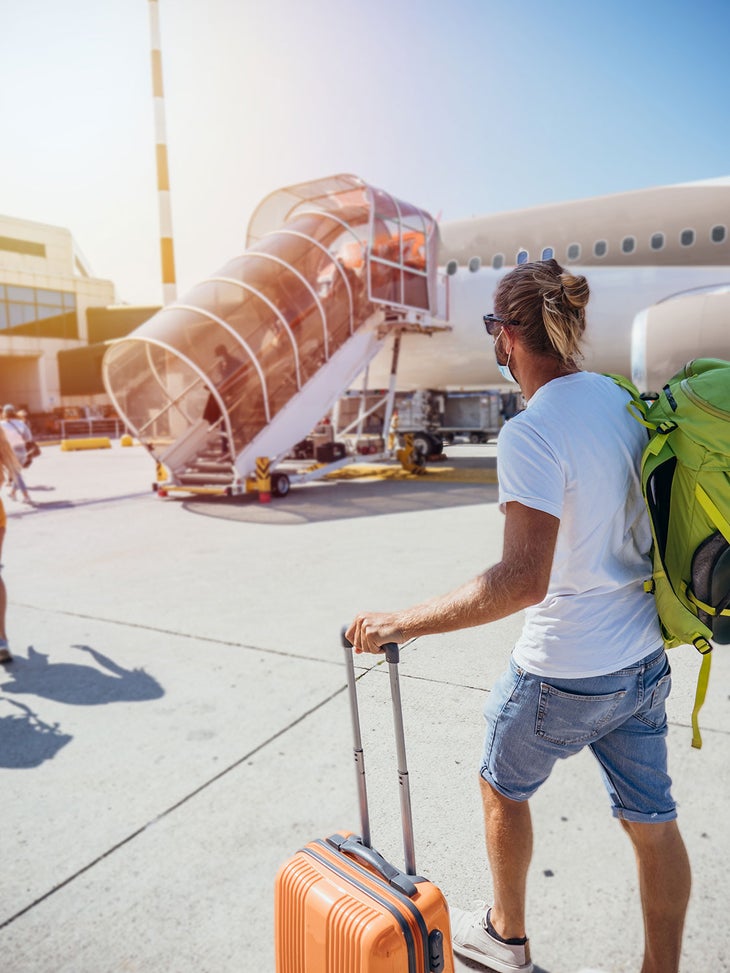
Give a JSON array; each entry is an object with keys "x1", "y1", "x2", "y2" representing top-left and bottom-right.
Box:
[
  {"x1": 437, "y1": 390, "x2": 503, "y2": 443},
  {"x1": 394, "y1": 388, "x2": 503, "y2": 450}
]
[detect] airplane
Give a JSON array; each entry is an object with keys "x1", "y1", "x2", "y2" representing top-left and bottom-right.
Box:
[
  {"x1": 102, "y1": 174, "x2": 730, "y2": 493},
  {"x1": 366, "y1": 175, "x2": 730, "y2": 394}
]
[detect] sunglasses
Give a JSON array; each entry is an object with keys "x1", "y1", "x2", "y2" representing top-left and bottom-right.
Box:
[{"x1": 483, "y1": 313, "x2": 520, "y2": 336}]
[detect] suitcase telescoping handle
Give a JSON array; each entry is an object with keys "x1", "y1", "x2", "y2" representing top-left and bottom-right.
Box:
[{"x1": 341, "y1": 629, "x2": 417, "y2": 877}]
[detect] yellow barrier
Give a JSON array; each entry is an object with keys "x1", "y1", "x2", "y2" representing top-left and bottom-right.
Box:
[
  {"x1": 120, "y1": 434, "x2": 134, "y2": 447},
  {"x1": 396, "y1": 433, "x2": 425, "y2": 475},
  {"x1": 256, "y1": 456, "x2": 271, "y2": 503},
  {"x1": 60, "y1": 437, "x2": 112, "y2": 451}
]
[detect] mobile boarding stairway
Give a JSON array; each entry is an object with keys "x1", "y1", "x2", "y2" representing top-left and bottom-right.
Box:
[{"x1": 102, "y1": 174, "x2": 450, "y2": 497}]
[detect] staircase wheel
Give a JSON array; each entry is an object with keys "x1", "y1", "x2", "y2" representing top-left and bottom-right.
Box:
[
  {"x1": 271, "y1": 472, "x2": 291, "y2": 498},
  {"x1": 412, "y1": 432, "x2": 432, "y2": 457}
]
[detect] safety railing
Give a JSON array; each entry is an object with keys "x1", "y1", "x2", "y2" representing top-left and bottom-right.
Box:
[{"x1": 59, "y1": 418, "x2": 128, "y2": 439}]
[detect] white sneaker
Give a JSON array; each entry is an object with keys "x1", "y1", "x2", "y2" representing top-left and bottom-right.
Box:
[{"x1": 450, "y1": 906, "x2": 533, "y2": 972}]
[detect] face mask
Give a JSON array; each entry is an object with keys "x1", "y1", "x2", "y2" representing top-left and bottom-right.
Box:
[{"x1": 494, "y1": 329, "x2": 519, "y2": 385}]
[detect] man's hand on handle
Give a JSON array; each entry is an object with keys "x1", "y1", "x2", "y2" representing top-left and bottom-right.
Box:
[{"x1": 346, "y1": 613, "x2": 405, "y2": 655}]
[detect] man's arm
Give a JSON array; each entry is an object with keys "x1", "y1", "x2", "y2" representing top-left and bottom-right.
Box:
[{"x1": 346, "y1": 502, "x2": 559, "y2": 654}]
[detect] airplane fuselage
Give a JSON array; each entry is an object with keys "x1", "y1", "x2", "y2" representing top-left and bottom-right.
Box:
[{"x1": 367, "y1": 179, "x2": 730, "y2": 390}]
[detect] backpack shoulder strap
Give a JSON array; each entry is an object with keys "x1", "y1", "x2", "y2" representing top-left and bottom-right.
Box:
[
  {"x1": 607, "y1": 372, "x2": 640, "y2": 399},
  {"x1": 606, "y1": 373, "x2": 654, "y2": 428}
]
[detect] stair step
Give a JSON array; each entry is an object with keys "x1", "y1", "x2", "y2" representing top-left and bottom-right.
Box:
[
  {"x1": 188, "y1": 460, "x2": 233, "y2": 476},
  {"x1": 198, "y1": 448, "x2": 231, "y2": 459},
  {"x1": 178, "y1": 472, "x2": 234, "y2": 486}
]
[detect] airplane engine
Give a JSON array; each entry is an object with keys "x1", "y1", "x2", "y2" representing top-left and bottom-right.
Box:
[{"x1": 631, "y1": 286, "x2": 730, "y2": 395}]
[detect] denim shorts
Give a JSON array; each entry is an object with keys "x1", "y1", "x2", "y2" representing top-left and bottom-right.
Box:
[{"x1": 480, "y1": 647, "x2": 676, "y2": 823}]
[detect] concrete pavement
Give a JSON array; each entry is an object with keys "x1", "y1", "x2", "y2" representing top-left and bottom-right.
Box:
[{"x1": 1, "y1": 442, "x2": 728, "y2": 972}]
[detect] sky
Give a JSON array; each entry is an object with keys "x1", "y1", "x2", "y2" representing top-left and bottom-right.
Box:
[{"x1": 1, "y1": 0, "x2": 728, "y2": 307}]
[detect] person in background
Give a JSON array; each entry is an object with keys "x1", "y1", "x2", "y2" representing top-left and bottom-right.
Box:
[
  {"x1": 0, "y1": 425, "x2": 21, "y2": 663},
  {"x1": 0, "y1": 404, "x2": 33, "y2": 504},
  {"x1": 17, "y1": 409, "x2": 35, "y2": 442},
  {"x1": 346, "y1": 259, "x2": 690, "y2": 973}
]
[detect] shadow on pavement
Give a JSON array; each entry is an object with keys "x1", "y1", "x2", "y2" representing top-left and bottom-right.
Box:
[
  {"x1": 7, "y1": 491, "x2": 151, "y2": 515},
  {"x1": 182, "y1": 477, "x2": 499, "y2": 525},
  {"x1": 0, "y1": 697, "x2": 73, "y2": 769},
  {"x1": 0, "y1": 645, "x2": 164, "y2": 705},
  {"x1": 456, "y1": 957, "x2": 551, "y2": 972}
]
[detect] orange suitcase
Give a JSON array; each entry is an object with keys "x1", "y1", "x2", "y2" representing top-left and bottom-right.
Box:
[{"x1": 274, "y1": 637, "x2": 453, "y2": 973}]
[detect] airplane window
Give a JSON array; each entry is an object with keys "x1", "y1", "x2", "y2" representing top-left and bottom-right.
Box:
[
  {"x1": 621, "y1": 236, "x2": 636, "y2": 254},
  {"x1": 445, "y1": 259, "x2": 458, "y2": 276},
  {"x1": 468, "y1": 256, "x2": 481, "y2": 273},
  {"x1": 566, "y1": 243, "x2": 581, "y2": 261},
  {"x1": 492, "y1": 254, "x2": 504, "y2": 270},
  {"x1": 711, "y1": 225, "x2": 727, "y2": 243},
  {"x1": 541, "y1": 247, "x2": 554, "y2": 260},
  {"x1": 650, "y1": 232, "x2": 665, "y2": 251},
  {"x1": 516, "y1": 250, "x2": 529, "y2": 265},
  {"x1": 594, "y1": 240, "x2": 608, "y2": 258},
  {"x1": 680, "y1": 229, "x2": 695, "y2": 247}
]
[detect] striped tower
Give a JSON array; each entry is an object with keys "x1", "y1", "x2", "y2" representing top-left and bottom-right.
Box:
[{"x1": 148, "y1": 0, "x2": 177, "y2": 305}]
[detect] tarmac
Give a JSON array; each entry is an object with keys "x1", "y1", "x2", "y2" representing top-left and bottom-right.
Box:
[{"x1": 1, "y1": 441, "x2": 728, "y2": 973}]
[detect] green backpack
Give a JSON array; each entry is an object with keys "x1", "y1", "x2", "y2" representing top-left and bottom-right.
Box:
[{"x1": 612, "y1": 359, "x2": 730, "y2": 748}]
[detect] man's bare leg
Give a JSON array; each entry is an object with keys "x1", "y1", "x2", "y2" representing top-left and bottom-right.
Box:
[
  {"x1": 620, "y1": 819, "x2": 691, "y2": 973},
  {"x1": 480, "y1": 775, "x2": 533, "y2": 940}
]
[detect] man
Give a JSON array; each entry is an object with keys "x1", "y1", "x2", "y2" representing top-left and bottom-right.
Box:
[{"x1": 346, "y1": 259, "x2": 690, "y2": 973}]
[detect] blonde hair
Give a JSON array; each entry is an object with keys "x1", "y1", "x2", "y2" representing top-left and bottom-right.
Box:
[
  {"x1": 494, "y1": 258, "x2": 590, "y2": 367},
  {"x1": 0, "y1": 425, "x2": 20, "y2": 487}
]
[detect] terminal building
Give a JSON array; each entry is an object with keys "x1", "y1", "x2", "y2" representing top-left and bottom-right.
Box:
[{"x1": 0, "y1": 214, "x2": 158, "y2": 427}]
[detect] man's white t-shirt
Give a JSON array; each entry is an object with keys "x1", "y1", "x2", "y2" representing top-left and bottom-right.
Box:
[{"x1": 498, "y1": 371, "x2": 663, "y2": 678}]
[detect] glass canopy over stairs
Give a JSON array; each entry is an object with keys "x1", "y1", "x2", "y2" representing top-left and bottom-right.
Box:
[{"x1": 102, "y1": 174, "x2": 442, "y2": 489}]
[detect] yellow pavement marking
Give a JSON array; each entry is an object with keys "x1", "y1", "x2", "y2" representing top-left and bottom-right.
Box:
[{"x1": 322, "y1": 463, "x2": 497, "y2": 483}]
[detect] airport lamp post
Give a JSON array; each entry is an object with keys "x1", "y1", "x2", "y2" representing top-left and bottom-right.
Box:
[{"x1": 148, "y1": 0, "x2": 178, "y2": 306}]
